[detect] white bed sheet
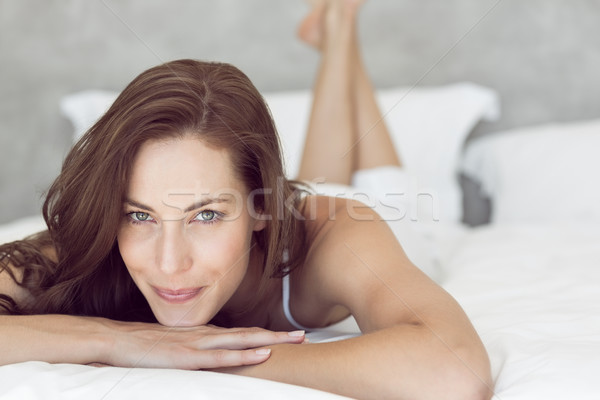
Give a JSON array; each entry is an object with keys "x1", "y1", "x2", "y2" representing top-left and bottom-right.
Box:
[
  {"x1": 441, "y1": 222, "x2": 600, "y2": 400},
  {"x1": 3, "y1": 216, "x2": 599, "y2": 399},
  {"x1": 0, "y1": 361, "x2": 352, "y2": 400}
]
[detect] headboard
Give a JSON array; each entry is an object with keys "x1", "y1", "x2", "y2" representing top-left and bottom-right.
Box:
[{"x1": 1, "y1": 0, "x2": 599, "y2": 225}]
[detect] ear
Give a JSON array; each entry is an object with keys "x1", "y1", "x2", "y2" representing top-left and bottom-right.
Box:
[{"x1": 252, "y1": 214, "x2": 267, "y2": 232}]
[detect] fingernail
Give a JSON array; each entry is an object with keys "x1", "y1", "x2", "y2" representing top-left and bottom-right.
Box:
[
  {"x1": 256, "y1": 349, "x2": 271, "y2": 356},
  {"x1": 303, "y1": 338, "x2": 310, "y2": 344},
  {"x1": 288, "y1": 330, "x2": 305, "y2": 337}
]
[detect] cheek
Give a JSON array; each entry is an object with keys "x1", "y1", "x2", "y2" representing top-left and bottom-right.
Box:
[
  {"x1": 116, "y1": 226, "x2": 152, "y2": 278},
  {"x1": 202, "y1": 224, "x2": 253, "y2": 271}
]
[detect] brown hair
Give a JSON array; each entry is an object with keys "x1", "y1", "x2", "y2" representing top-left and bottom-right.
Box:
[{"x1": 0, "y1": 59, "x2": 308, "y2": 321}]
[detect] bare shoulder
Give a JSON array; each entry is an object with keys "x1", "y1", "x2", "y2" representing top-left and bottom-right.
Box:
[
  {"x1": 298, "y1": 195, "x2": 412, "y2": 288},
  {"x1": 299, "y1": 194, "x2": 407, "y2": 267},
  {"x1": 296, "y1": 195, "x2": 456, "y2": 332},
  {"x1": 299, "y1": 195, "x2": 380, "y2": 242}
]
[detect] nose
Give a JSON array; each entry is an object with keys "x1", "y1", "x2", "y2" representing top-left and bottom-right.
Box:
[{"x1": 156, "y1": 223, "x2": 193, "y2": 275}]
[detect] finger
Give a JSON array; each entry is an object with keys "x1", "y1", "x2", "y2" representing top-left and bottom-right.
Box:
[
  {"x1": 197, "y1": 329, "x2": 306, "y2": 350},
  {"x1": 192, "y1": 348, "x2": 272, "y2": 369}
]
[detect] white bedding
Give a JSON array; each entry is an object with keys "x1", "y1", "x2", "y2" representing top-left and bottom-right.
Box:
[
  {"x1": 2, "y1": 93, "x2": 599, "y2": 398},
  {"x1": 2, "y1": 219, "x2": 599, "y2": 399},
  {"x1": 441, "y1": 222, "x2": 600, "y2": 400},
  {"x1": 0, "y1": 362, "x2": 352, "y2": 400}
]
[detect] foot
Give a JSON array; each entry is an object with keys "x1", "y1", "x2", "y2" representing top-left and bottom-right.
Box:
[
  {"x1": 297, "y1": 0, "x2": 364, "y2": 50},
  {"x1": 297, "y1": 0, "x2": 326, "y2": 50}
]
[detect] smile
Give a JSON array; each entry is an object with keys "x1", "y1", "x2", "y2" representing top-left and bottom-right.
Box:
[{"x1": 152, "y1": 286, "x2": 204, "y2": 304}]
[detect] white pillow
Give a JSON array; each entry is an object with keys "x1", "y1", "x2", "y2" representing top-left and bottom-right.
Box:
[
  {"x1": 60, "y1": 82, "x2": 499, "y2": 223},
  {"x1": 266, "y1": 83, "x2": 499, "y2": 223},
  {"x1": 0, "y1": 215, "x2": 47, "y2": 244},
  {"x1": 461, "y1": 119, "x2": 600, "y2": 223},
  {"x1": 60, "y1": 90, "x2": 119, "y2": 143}
]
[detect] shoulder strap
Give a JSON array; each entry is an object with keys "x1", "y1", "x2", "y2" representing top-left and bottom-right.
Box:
[{"x1": 282, "y1": 273, "x2": 310, "y2": 331}]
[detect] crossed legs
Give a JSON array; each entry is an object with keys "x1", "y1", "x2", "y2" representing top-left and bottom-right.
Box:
[{"x1": 296, "y1": 0, "x2": 401, "y2": 185}]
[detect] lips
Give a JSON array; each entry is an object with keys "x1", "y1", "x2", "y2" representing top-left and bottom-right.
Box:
[{"x1": 152, "y1": 286, "x2": 204, "y2": 304}]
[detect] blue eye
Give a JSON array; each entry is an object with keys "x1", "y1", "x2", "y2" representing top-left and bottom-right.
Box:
[
  {"x1": 195, "y1": 210, "x2": 220, "y2": 224},
  {"x1": 128, "y1": 212, "x2": 154, "y2": 223}
]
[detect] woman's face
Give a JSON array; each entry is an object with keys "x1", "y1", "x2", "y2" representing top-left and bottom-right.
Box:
[{"x1": 117, "y1": 136, "x2": 266, "y2": 327}]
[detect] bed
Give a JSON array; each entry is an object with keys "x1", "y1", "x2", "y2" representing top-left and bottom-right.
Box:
[
  {"x1": 2, "y1": 79, "x2": 600, "y2": 399},
  {"x1": 2, "y1": 223, "x2": 600, "y2": 400},
  {"x1": 3, "y1": 1, "x2": 600, "y2": 398}
]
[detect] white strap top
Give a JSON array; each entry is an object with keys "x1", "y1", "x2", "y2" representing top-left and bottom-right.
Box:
[
  {"x1": 282, "y1": 273, "x2": 310, "y2": 331},
  {"x1": 280, "y1": 252, "x2": 362, "y2": 341}
]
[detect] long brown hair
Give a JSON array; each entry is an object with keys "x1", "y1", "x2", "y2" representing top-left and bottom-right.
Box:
[{"x1": 0, "y1": 59, "x2": 307, "y2": 321}]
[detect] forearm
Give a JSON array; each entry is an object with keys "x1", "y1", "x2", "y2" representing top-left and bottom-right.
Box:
[
  {"x1": 221, "y1": 324, "x2": 492, "y2": 400},
  {"x1": 0, "y1": 314, "x2": 309, "y2": 369},
  {"x1": 0, "y1": 314, "x2": 109, "y2": 365}
]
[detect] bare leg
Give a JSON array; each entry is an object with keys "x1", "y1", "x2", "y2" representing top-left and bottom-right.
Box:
[
  {"x1": 296, "y1": 0, "x2": 357, "y2": 184},
  {"x1": 351, "y1": 18, "x2": 401, "y2": 170},
  {"x1": 296, "y1": 0, "x2": 400, "y2": 185}
]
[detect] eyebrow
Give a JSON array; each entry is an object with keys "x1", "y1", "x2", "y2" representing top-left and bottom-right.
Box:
[{"x1": 124, "y1": 196, "x2": 233, "y2": 213}]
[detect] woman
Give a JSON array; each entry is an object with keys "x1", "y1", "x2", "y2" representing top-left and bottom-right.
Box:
[{"x1": 0, "y1": 1, "x2": 492, "y2": 399}]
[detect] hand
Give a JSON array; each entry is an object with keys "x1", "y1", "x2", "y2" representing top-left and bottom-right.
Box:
[{"x1": 97, "y1": 320, "x2": 306, "y2": 370}]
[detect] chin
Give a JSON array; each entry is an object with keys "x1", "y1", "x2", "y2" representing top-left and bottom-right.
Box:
[
  {"x1": 152, "y1": 306, "x2": 213, "y2": 327},
  {"x1": 156, "y1": 314, "x2": 204, "y2": 327}
]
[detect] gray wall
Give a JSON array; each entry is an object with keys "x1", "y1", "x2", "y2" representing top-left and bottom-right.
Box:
[{"x1": 1, "y1": 0, "x2": 600, "y2": 225}]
